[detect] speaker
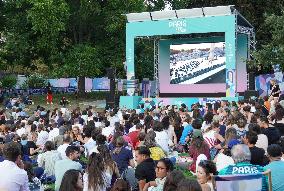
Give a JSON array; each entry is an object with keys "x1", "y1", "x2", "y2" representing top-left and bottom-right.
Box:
[
  {"x1": 244, "y1": 90, "x2": 259, "y2": 100},
  {"x1": 248, "y1": 72, "x2": 255, "y2": 90}
]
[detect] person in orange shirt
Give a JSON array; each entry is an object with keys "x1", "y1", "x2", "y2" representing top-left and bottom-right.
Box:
[{"x1": 264, "y1": 96, "x2": 270, "y2": 112}]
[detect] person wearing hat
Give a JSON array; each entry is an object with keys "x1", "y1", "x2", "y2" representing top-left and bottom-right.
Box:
[{"x1": 188, "y1": 129, "x2": 210, "y2": 173}]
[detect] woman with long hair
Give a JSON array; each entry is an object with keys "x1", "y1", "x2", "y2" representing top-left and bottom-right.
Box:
[
  {"x1": 111, "y1": 136, "x2": 135, "y2": 175},
  {"x1": 97, "y1": 145, "x2": 120, "y2": 185},
  {"x1": 163, "y1": 170, "x2": 185, "y2": 191},
  {"x1": 144, "y1": 131, "x2": 166, "y2": 161},
  {"x1": 83, "y1": 152, "x2": 108, "y2": 191},
  {"x1": 161, "y1": 115, "x2": 177, "y2": 146},
  {"x1": 188, "y1": 130, "x2": 210, "y2": 173},
  {"x1": 60, "y1": 169, "x2": 83, "y2": 191}
]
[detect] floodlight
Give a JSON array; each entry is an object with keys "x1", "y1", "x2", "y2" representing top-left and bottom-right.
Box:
[
  {"x1": 203, "y1": 5, "x2": 234, "y2": 17},
  {"x1": 126, "y1": 12, "x2": 152, "y2": 23},
  {"x1": 150, "y1": 10, "x2": 177, "y2": 21},
  {"x1": 176, "y1": 8, "x2": 204, "y2": 18}
]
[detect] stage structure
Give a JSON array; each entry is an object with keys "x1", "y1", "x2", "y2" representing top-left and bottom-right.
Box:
[{"x1": 120, "y1": 5, "x2": 255, "y2": 109}]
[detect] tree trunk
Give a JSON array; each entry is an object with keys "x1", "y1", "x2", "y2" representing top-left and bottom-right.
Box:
[{"x1": 78, "y1": 76, "x2": 85, "y2": 96}]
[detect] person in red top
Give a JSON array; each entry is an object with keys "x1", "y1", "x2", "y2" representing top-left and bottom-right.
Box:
[
  {"x1": 188, "y1": 129, "x2": 210, "y2": 173},
  {"x1": 128, "y1": 123, "x2": 143, "y2": 149}
]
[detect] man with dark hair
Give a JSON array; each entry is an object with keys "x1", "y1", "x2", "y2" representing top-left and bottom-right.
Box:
[
  {"x1": 244, "y1": 131, "x2": 266, "y2": 166},
  {"x1": 83, "y1": 126, "x2": 96, "y2": 156},
  {"x1": 128, "y1": 123, "x2": 143, "y2": 149},
  {"x1": 259, "y1": 116, "x2": 280, "y2": 145},
  {"x1": 0, "y1": 142, "x2": 29, "y2": 191},
  {"x1": 38, "y1": 141, "x2": 61, "y2": 176},
  {"x1": 264, "y1": 144, "x2": 284, "y2": 191},
  {"x1": 192, "y1": 118, "x2": 202, "y2": 129},
  {"x1": 54, "y1": 145, "x2": 82, "y2": 191},
  {"x1": 135, "y1": 146, "x2": 156, "y2": 191}
]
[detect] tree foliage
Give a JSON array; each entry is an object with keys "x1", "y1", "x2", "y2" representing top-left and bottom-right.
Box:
[{"x1": 1, "y1": 0, "x2": 284, "y2": 88}]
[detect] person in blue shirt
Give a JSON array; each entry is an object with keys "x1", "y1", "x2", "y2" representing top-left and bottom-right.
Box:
[
  {"x1": 179, "y1": 115, "x2": 193, "y2": 145},
  {"x1": 264, "y1": 144, "x2": 284, "y2": 191}
]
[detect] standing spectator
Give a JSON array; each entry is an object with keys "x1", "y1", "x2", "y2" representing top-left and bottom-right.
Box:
[
  {"x1": 135, "y1": 146, "x2": 156, "y2": 191},
  {"x1": 264, "y1": 144, "x2": 284, "y2": 191},
  {"x1": 46, "y1": 82, "x2": 53, "y2": 105},
  {"x1": 55, "y1": 146, "x2": 82, "y2": 191},
  {"x1": 0, "y1": 142, "x2": 29, "y2": 191}
]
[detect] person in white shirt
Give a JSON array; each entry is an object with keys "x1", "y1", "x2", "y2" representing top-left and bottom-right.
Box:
[
  {"x1": 16, "y1": 123, "x2": 26, "y2": 137},
  {"x1": 83, "y1": 127, "x2": 96, "y2": 157},
  {"x1": 57, "y1": 134, "x2": 72, "y2": 159},
  {"x1": 36, "y1": 124, "x2": 49, "y2": 148},
  {"x1": 0, "y1": 142, "x2": 29, "y2": 191},
  {"x1": 48, "y1": 123, "x2": 59, "y2": 142},
  {"x1": 153, "y1": 121, "x2": 170, "y2": 154}
]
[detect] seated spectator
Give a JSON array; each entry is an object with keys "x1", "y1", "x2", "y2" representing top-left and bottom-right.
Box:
[
  {"x1": 176, "y1": 178, "x2": 202, "y2": 191},
  {"x1": 163, "y1": 170, "x2": 185, "y2": 191},
  {"x1": 259, "y1": 116, "x2": 280, "y2": 145},
  {"x1": 144, "y1": 131, "x2": 166, "y2": 161},
  {"x1": 153, "y1": 121, "x2": 170, "y2": 154},
  {"x1": 59, "y1": 169, "x2": 83, "y2": 191},
  {"x1": 219, "y1": 144, "x2": 267, "y2": 191},
  {"x1": 26, "y1": 132, "x2": 41, "y2": 156},
  {"x1": 197, "y1": 160, "x2": 217, "y2": 191},
  {"x1": 23, "y1": 161, "x2": 41, "y2": 191},
  {"x1": 179, "y1": 115, "x2": 193, "y2": 145},
  {"x1": 248, "y1": 123, "x2": 268, "y2": 153},
  {"x1": 243, "y1": 131, "x2": 267, "y2": 166},
  {"x1": 83, "y1": 152, "x2": 111, "y2": 191},
  {"x1": 135, "y1": 146, "x2": 156, "y2": 191},
  {"x1": 0, "y1": 142, "x2": 29, "y2": 191},
  {"x1": 57, "y1": 134, "x2": 71, "y2": 159},
  {"x1": 55, "y1": 145, "x2": 82, "y2": 191},
  {"x1": 111, "y1": 136, "x2": 135, "y2": 175},
  {"x1": 188, "y1": 129, "x2": 210, "y2": 173},
  {"x1": 111, "y1": 179, "x2": 131, "y2": 191},
  {"x1": 38, "y1": 141, "x2": 62, "y2": 176},
  {"x1": 143, "y1": 158, "x2": 174, "y2": 191},
  {"x1": 264, "y1": 144, "x2": 284, "y2": 191}
]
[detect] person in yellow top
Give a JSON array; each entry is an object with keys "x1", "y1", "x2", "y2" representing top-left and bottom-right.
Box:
[{"x1": 144, "y1": 131, "x2": 166, "y2": 161}]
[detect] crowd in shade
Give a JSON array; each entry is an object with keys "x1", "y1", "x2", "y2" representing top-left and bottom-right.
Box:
[{"x1": 1, "y1": 95, "x2": 284, "y2": 191}]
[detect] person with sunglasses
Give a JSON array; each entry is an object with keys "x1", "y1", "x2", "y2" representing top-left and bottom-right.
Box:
[{"x1": 142, "y1": 158, "x2": 174, "y2": 191}]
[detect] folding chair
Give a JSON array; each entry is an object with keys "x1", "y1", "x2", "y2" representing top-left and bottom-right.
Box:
[{"x1": 212, "y1": 173, "x2": 264, "y2": 191}]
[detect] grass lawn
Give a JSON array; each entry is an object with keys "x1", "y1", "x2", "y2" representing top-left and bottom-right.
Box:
[{"x1": 25, "y1": 92, "x2": 108, "y2": 114}]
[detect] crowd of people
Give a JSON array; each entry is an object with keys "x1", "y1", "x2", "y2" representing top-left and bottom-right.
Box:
[
  {"x1": 170, "y1": 62, "x2": 225, "y2": 84},
  {"x1": 0, "y1": 94, "x2": 284, "y2": 191}
]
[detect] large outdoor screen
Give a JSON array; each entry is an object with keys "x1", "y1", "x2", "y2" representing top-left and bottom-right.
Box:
[{"x1": 170, "y1": 42, "x2": 226, "y2": 85}]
